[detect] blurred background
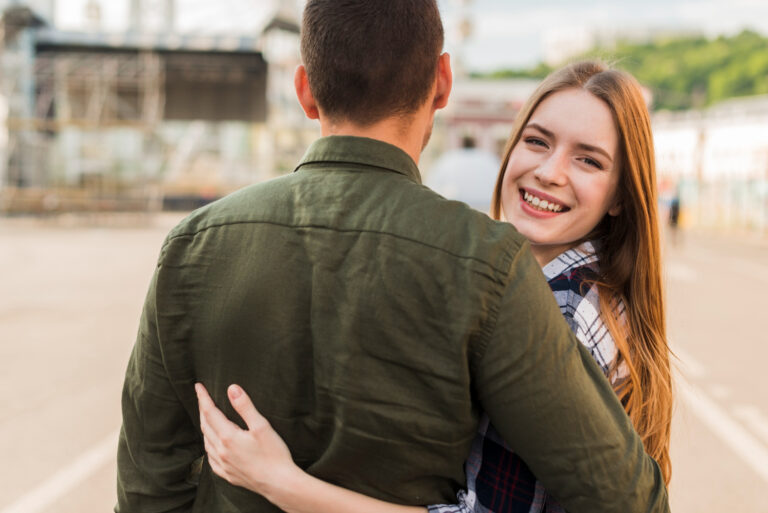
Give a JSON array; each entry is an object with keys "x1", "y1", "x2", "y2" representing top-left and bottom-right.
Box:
[{"x1": 0, "y1": 0, "x2": 766, "y2": 512}]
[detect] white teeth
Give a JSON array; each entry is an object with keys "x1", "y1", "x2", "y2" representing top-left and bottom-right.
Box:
[{"x1": 522, "y1": 190, "x2": 564, "y2": 213}]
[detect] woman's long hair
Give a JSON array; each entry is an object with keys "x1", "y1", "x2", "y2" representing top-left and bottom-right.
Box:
[{"x1": 490, "y1": 61, "x2": 673, "y2": 484}]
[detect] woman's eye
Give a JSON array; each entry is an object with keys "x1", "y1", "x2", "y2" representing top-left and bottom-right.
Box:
[
  {"x1": 525, "y1": 137, "x2": 548, "y2": 148},
  {"x1": 582, "y1": 157, "x2": 603, "y2": 170}
]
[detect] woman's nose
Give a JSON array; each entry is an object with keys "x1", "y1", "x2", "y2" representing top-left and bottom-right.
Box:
[{"x1": 533, "y1": 151, "x2": 569, "y2": 186}]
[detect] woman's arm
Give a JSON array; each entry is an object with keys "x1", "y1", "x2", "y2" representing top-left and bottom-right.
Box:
[{"x1": 195, "y1": 383, "x2": 426, "y2": 513}]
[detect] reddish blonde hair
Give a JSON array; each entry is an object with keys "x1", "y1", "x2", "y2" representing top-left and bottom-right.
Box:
[{"x1": 491, "y1": 61, "x2": 673, "y2": 483}]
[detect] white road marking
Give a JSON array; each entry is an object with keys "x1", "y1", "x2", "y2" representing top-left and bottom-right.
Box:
[
  {"x1": 733, "y1": 404, "x2": 768, "y2": 447},
  {"x1": 678, "y1": 377, "x2": 768, "y2": 484},
  {"x1": 0, "y1": 429, "x2": 119, "y2": 513}
]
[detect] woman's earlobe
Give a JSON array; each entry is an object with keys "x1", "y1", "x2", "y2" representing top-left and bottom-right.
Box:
[{"x1": 608, "y1": 203, "x2": 622, "y2": 216}]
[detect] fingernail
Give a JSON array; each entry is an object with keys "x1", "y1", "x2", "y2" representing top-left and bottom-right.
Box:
[
  {"x1": 194, "y1": 383, "x2": 201, "y2": 394},
  {"x1": 229, "y1": 384, "x2": 242, "y2": 399}
]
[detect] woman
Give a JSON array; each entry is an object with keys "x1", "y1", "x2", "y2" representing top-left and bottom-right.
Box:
[{"x1": 195, "y1": 60, "x2": 673, "y2": 512}]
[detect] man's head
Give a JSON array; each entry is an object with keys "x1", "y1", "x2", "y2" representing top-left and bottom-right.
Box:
[{"x1": 298, "y1": 0, "x2": 445, "y2": 126}]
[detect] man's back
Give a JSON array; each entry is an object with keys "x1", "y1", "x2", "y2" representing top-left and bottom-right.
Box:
[{"x1": 121, "y1": 136, "x2": 533, "y2": 509}]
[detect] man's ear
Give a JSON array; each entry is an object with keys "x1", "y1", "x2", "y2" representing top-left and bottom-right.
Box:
[
  {"x1": 294, "y1": 65, "x2": 320, "y2": 120},
  {"x1": 433, "y1": 52, "x2": 452, "y2": 110}
]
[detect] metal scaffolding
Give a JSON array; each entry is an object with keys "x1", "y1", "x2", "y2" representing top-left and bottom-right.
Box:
[
  {"x1": 0, "y1": 4, "x2": 274, "y2": 214},
  {"x1": 16, "y1": 49, "x2": 166, "y2": 131},
  {"x1": 0, "y1": 3, "x2": 314, "y2": 215}
]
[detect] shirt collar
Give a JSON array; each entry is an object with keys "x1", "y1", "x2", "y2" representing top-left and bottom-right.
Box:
[
  {"x1": 541, "y1": 241, "x2": 599, "y2": 280},
  {"x1": 294, "y1": 136, "x2": 422, "y2": 185}
]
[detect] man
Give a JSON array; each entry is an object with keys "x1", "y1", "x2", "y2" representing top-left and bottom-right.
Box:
[{"x1": 116, "y1": 1, "x2": 669, "y2": 512}]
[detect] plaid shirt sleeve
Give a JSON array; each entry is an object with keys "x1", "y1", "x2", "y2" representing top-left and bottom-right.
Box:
[{"x1": 428, "y1": 242, "x2": 626, "y2": 513}]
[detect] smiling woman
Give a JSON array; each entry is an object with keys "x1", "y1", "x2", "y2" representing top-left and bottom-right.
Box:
[
  {"x1": 499, "y1": 87, "x2": 622, "y2": 265},
  {"x1": 491, "y1": 59, "x2": 673, "y2": 488}
]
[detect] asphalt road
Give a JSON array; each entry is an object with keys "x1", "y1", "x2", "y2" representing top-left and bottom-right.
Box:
[{"x1": 0, "y1": 214, "x2": 765, "y2": 512}]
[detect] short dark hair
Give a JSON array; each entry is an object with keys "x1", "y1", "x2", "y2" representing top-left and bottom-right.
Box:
[{"x1": 301, "y1": 0, "x2": 444, "y2": 125}]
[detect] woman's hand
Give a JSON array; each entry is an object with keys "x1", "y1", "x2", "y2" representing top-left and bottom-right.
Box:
[
  {"x1": 195, "y1": 383, "x2": 300, "y2": 497},
  {"x1": 196, "y1": 383, "x2": 426, "y2": 513}
]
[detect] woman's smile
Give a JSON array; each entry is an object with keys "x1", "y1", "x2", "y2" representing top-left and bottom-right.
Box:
[{"x1": 519, "y1": 187, "x2": 570, "y2": 215}]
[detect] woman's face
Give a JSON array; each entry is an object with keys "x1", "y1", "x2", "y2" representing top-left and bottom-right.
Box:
[{"x1": 500, "y1": 87, "x2": 622, "y2": 265}]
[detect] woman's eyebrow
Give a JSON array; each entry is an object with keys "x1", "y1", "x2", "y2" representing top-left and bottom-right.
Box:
[
  {"x1": 525, "y1": 123, "x2": 554, "y2": 139},
  {"x1": 576, "y1": 142, "x2": 613, "y2": 163}
]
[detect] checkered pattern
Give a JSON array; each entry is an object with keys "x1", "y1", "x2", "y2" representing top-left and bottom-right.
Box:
[{"x1": 428, "y1": 242, "x2": 625, "y2": 513}]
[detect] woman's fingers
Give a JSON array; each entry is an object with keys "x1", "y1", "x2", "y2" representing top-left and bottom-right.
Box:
[
  {"x1": 195, "y1": 384, "x2": 221, "y2": 443},
  {"x1": 227, "y1": 384, "x2": 269, "y2": 432},
  {"x1": 196, "y1": 383, "x2": 238, "y2": 431},
  {"x1": 193, "y1": 384, "x2": 300, "y2": 494},
  {"x1": 195, "y1": 383, "x2": 243, "y2": 449},
  {"x1": 201, "y1": 413, "x2": 236, "y2": 483},
  {"x1": 206, "y1": 449, "x2": 230, "y2": 481},
  {"x1": 196, "y1": 382, "x2": 295, "y2": 492}
]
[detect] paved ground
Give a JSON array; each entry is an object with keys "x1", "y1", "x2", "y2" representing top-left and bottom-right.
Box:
[
  {"x1": 664, "y1": 229, "x2": 768, "y2": 512},
  {"x1": 0, "y1": 214, "x2": 765, "y2": 512}
]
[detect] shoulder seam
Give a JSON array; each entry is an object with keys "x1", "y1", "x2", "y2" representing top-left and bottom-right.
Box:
[
  {"x1": 470, "y1": 237, "x2": 528, "y2": 368},
  {"x1": 164, "y1": 219, "x2": 519, "y2": 273}
]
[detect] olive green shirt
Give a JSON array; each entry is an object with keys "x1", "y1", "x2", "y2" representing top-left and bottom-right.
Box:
[{"x1": 116, "y1": 136, "x2": 668, "y2": 513}]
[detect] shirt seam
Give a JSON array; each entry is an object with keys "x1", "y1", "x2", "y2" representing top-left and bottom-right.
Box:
[
  {"x1": 295, "y1": 160, "x2": 419, "y2": 183},
  {"x1": 164, "y1": 219, "x2": 514, "y2": 273},
  {"x1": 469, "y1": 236, "x2": 526, "y2": 368}
]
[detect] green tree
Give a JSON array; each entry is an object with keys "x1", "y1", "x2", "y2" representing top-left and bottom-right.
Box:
[{"x1": 478, "y1": 30, "x2": 768, "y2": 111}]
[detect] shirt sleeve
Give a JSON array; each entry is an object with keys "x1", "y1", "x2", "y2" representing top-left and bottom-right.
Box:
[
  {"x1": 471, "y1": 244, "x2": 668, "y2": 513},
  {"x1": 116, "y1": 263, "x2": 203, "y2": 513}
]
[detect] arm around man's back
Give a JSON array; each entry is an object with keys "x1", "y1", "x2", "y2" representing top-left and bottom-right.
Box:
[{"x1": 473, "y1": 245, "x2": 669, "y2": 513}]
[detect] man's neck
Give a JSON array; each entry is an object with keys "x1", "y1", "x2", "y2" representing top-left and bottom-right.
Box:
[{"x1": 319, "y1": 114, "x2": 430, "y2": 165}]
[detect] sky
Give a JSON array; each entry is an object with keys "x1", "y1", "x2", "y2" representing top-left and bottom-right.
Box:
[
  {"x1": 20, "y1": 0, "x2": 768, "y2": 72},
  {"x1": 439, "y1": 0, "x2": 768, "y2": 70}
]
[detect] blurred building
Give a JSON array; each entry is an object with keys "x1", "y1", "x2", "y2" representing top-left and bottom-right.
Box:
[
  {"x1": 0, "y1": 0, "x2": 52, "y2": 21},
  {"x1": 654, "y1": 95, "x2": 768, "y2": 234},
  {"x1": 0, "y1": 1, "x2": 314, "y2": 213},
  {"x1": 435, "y1": 77, "x2": 538, "y2": 156}
]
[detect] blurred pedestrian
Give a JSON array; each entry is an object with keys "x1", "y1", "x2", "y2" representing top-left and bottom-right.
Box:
[
  {"x1": 668, "y1": 189, "x2": 681, "y2": 246},
  {"x1": 425, "y1": 135, "x2": 500, "y2": 214},
  {"x1": 192, "y1": 59, "x2": 672, "y2": 513}
]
